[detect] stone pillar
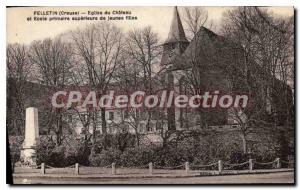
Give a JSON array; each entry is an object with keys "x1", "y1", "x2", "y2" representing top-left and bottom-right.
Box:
[
  {"x1": 276, "y1": 158, "x2": 281, "y2": 169},
  {"x1": 185, "y1": 162, "x2": 189, "y2": 175},
  {"x1": 20, "y1": 107, "x2": 39, "y2": 167},
  {"x1": 218, "y1": 160, "x2": 223, "y2": 174},
  {"x1": 249, "y1": 159, "x2": 253, "y2": 171},
  {"x1": 149, "y1": 162, "x2": 153, "y2": 175},
  {"x1": 112, "y1": 163, "x2": 116, "y2": 175},
  {"x1": 41, "y1": 163, "x2": 45, "y2": 174},
  {"x1": 75, "y1": 163, "x2": 79, "y2": 175}
]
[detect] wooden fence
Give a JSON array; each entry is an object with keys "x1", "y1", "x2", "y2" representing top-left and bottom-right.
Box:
[{"x1": 38, "y1": 158, "x2": 293, "y2": 175}]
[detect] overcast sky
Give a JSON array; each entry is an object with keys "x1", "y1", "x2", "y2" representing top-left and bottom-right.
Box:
[{"x1": 7, "y1": 6, "x2": 293, "y2": 44}]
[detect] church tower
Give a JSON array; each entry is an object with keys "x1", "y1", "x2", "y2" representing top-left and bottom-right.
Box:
[
  {"x1": 161, "y1": 7, "x2": 189, "y2": 131},
  {"x1": 160, "y1": 6, "x2": 189, "y2": 67}
]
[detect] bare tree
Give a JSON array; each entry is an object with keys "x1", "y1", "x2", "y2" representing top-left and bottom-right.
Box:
[
  {"x1": 7, "y1": 44, "x2": 33, "y2": 135},
  {"x1": 183, "y1": 7, "x2": 208, "y2": 40},
  {"x1": 221, "y1": 7, "x2": 294, "y2": 155},
  {"x1": 29, "y1": 37, "x2": 74, "y2": 145},
  {"x1": 112, "y1": 26, "x2": 162, "y2": 146},
  {"x1": 126, "y1": 26, "x2": 161, "y2": 92},
  {"x1": 71, "y1": 22, "x2": 124, "y2": 142}
]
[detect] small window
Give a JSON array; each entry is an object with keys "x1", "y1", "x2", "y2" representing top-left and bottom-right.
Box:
[
  {"x1": 109, "y1": 112, "x2": 114, "y2": 120},
  {"x1": 80, "y1": 113, "x2": 88, "y2": 121},
  {"x1": 170, "y1": 43, "x2": 176, "y2": 49},
  {"x1": 232, "y1": 125, "x2": 237, "y2": 128},
  {"x1": 147, "y1": 125, "x2": 151, "y2": 132},
  {"x1": 139, "y1": 123, "x2": 146, "y2": 133},
  {"x1": 68, "y1": 115, "x2": 72, "y2": 123},
  {"x1": 147, "y1": 123, "x2": 154, "y2": 132},
  {"x1": 124, "y1": 110, "x2": 129, "y2": 119}
]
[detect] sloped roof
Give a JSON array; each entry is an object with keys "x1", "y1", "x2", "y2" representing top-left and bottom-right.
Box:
[
  {"x1": 161, "y1": 26, "x2": 223, "y2": 72},
  {"x1": 164, "y1": 7, "x2": 189, "y2": 44}
]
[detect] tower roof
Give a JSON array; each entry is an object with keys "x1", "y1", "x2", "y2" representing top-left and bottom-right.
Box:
[{"x1": 164, "y1": 7, "x2": 189, "y2": 44}]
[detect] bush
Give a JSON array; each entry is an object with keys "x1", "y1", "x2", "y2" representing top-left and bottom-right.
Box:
[
  {"x1": 64, "y1": 141, "x2": 91, "y2": 166},
  {"x1": 89, "y1": 148, "x2": 121, "y2": 167},
  {"x1": 36, "y1": 136, "x2": 91, "y2": 167},
  {"x1": 36, "y1": 139, "x2": 66, "y2": 167},
  {"x1": 36, "y1": 137, "x2": 56, "y2": 166},
  {"x1": 9, "y1": 136, "x2": 23, "y2": 171},
  {"x1": 20, "y1": 129, "x2": 287, "y2": 169},
  {"x1": 120, "y1": 146, "x2": 155, "y2": 167}
]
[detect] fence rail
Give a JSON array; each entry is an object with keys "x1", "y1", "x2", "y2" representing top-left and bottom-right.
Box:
[{"x1": 35, "y1": 158, "x2": 293, "y2": 175}]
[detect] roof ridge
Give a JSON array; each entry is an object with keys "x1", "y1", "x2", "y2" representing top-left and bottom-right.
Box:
[{"x1": 164, "y1": 6, "x2": 188, "y2": 44}]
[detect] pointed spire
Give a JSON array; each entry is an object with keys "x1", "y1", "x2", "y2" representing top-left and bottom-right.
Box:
[{"x1": 164, "y1": 6, "x2": 188, "y2": 44}]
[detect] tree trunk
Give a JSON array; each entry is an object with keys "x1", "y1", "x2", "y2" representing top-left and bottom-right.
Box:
[
  {"x1": 92, "y1": 111, "x2": 97, "y2": 147},
  {"x1": 135, "y1": 132, "x2": 140, "y2": 147},
  {"x1": 101, "y1": 108, "x2": 107, "y2": 134},
  {"x1": 241, "y1": 131, "x2": 247, "y2": 155}
]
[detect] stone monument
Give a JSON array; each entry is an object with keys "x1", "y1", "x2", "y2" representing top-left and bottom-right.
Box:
[{"x1": 20, "y1": 107, "x2": 39, "y2": 167}]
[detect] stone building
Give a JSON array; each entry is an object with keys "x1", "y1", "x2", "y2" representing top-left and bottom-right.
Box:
[{"x1": 157, "y1": 7, "x2": 293, "y2": 133}]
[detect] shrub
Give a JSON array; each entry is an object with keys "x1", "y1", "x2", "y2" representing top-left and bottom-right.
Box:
[
  {"x1": 9, "y1": 136, "x2": 23, "y2": 171},
  {"x1": 36, "y1": 138, "x2": 68, "y2": 167},
  {"x1": 89, "y1": 148, "x2": 121, "y2": 167},
  {"x1": 36, "y1": 136, "x2": 91, "y2": 167},
  {"x1": 64, "y1": 141, "x2": 91, "y2": 166},
  {"x1": 36, "y1": 137, "x2": 56, "y2": 166},
  {"x1": 120, "y1": 146, "x2": 155, "y2": 167}
]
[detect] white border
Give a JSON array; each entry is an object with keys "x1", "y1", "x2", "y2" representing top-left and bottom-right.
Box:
[{"x1": 1, "y1": 0, "x2": 297, "y2": 189}]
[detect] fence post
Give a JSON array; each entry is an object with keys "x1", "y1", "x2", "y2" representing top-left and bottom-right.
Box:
[
  {"x1": 185, "y1": 162, "x2": 189, "y2": 175},
  {"x1": 112, "y1": 163, "x2": 116, "y2": 175},
  {"x1": 149, "y1": 162, "x2": 153, "y2": 175},
  {"x1": 218, "y1": 160, "x2": 223, "y2": 174},
  {"x1": 75, "y1": 163, "x2": 79, "y2": 175},
  {"x1": 288, "y1": 157, "x2": 292, "y2": 168},
  {"x1": 249, "y1": 159, "x2": 253, "y2": 171},
  {"x1": 276, "y1": 158, "x2": 281, "y2": 169},
  {"x1": 41, "y1": 163, "x2": 45, "y2": 174}
]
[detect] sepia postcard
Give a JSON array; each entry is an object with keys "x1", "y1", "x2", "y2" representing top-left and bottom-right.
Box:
[{"x1": 6, "y1": 6, "x2": 295, "y2": 184}]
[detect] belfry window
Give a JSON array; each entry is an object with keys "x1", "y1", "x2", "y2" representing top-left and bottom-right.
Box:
[{"x1": 109, "y1": 111, "x2": 114, "y2": 120}]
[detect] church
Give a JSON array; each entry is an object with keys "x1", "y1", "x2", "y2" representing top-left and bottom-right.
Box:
[
  {"x1": 157, "y1": 7, "x2": 244, "y2": 132},
  {"x1": 149, "y1": 6, "x2": 292, "y2": 135}
]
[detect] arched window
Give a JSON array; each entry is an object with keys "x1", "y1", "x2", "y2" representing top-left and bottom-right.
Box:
[{"x1": 179, "y1": 76, "x2": 188, "y2": 128}]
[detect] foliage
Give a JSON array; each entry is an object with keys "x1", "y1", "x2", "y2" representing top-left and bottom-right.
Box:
[
  {"x1": 36, "y1": 136, "x2": 91, "y2": 167},
  {"x1": 89, "y1": 148, "x2": 122, "y2": 167}
]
